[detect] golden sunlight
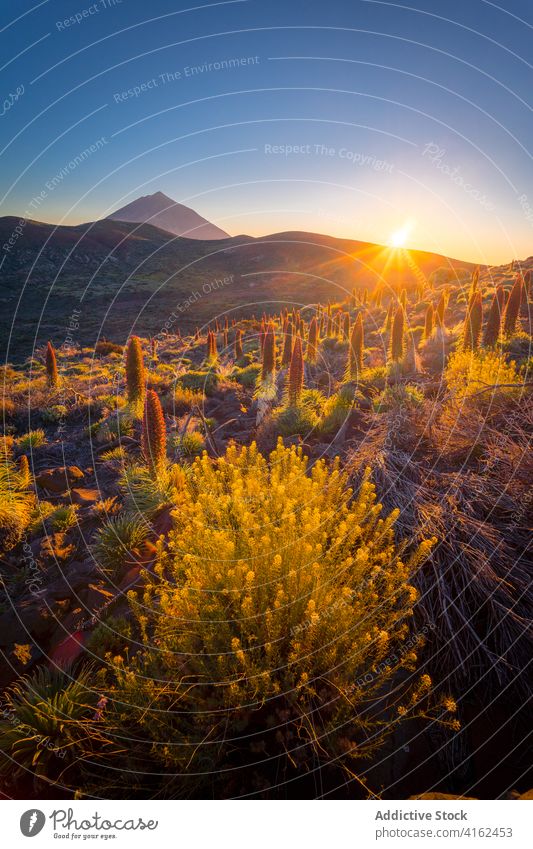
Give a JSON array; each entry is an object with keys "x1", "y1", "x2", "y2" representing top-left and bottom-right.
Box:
[{"x1": 388, "y1": 220, "x2": 414, "y2": 249}]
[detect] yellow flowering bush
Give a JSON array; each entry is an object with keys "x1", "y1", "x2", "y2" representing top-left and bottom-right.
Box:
[
  {"x1": 445, "y1": 350, "x2": 522, "y2": 400},
  {"x1": 109, "y1": 440, "x2": 441, "y2": 792}
]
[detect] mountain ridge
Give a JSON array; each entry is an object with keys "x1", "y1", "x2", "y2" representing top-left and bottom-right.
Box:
[{"x1": 106, "y1": 191, "x2": 230, "y2": 240}]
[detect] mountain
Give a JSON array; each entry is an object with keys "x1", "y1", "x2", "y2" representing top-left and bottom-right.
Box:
[
  {"x1": 106, "y1": 191, "x2": 230, "y2": 240},
  {"x1": 0, "y1": 216, "x2": 483, "y2": 362}
]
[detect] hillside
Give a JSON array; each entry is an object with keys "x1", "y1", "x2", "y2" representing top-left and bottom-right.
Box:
[
  {"x1": 0, "y1": 217, "x2": 479, "y2": 362},
  {"x1": 0, "y1": 270, "x2": 531, "y2": 799},
  {"x1": 106, "y1": 191, "x2": 230, "y2": 240}
]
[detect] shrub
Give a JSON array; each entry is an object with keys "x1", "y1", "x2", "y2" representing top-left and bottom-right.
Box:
[
  {"x1": 178, "y1": 369, "x2": 218, "y2": 395},
  {"x1": 95, "y1": 340, "x2": 123, "y2": 356},
  {"x1": 105, "y1": 441, "x2": 439, "y2": 792},
  {"x1": 319, "y1": 392, "x2": 353, "y2": 434},
  {"x1": 120, "y1": 464, "x2": 184, "y2": 517},
  {"x1": 173, "y1": 431, "x2": 206, "y2": 459},
  {"x1": 17, "y1": 429, "x2": 46, "y2": 450},
  {"x1": 273, "y1": 402, "x2": 319, "y2": 437},
  {"x1": 99, "y1": 446, "x2": 127, "y2": 470},
  {"x1": 40, "y1": 404, "x2": 68, "y2": 423},
  {"x1": 93, "y1": 512, "x2": 150, "y2": 577},
  {"x1": 374, "y1": 383, "x2": 425, "y2": 412},
  {"x1": 234, "y1": 363, "x2": 261, "y2": 388},
  {"x1": 170, "y1": 387, "x2": 204, "y2": 415},
  {"x1": 47, "y1": 504, "x2": 79, "y2": 532},
  {"x1": 445, "y1": 350, "x2": 522, "y2": 400},
  {"x1": 85, "y1": 616, "x2": 133, "y2": 659}
]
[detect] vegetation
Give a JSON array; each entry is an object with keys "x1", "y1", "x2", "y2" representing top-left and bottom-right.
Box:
[{"x1": 0, "y1": 254, "x2": 531, "y2": 800}]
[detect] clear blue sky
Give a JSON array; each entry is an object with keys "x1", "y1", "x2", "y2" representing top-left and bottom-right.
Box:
[{"x1": 1, "y1": 0, "x2": 532, "y2": 263}]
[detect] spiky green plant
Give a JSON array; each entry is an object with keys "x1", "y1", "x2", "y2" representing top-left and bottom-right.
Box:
[
  {"x1": 0, "y1": 665, "x2": 100, "y2": 783},
  {"x1": 424, "y1": 304, "x2": 434, "y2": 340},
  {"x1": 306, "y1": 316, "x2": 319, "y2": 363},
  {"x1": 348, "y1": 313, "x2": 364, "y2": 378},
  {"x1": 261, "y1": 323, "x2": 276, "y2": 382},
  {"x1": 483, "y1": 285, "x2": 506, "y2": 347},
  {"x1": 0, "y1": 457, "x2": 34, "y2": 553},
  {"x1": 17, "y1": 430, "x2": 46, "y2": 450},
  {"x1": 45, "y1": 341, "x2": 59, "y2": 388},
  {"x1": 125, "y1": 336, "x2": 145, "y2": 416},
  {"x1": 389, "y1": 306, "x2": 405, "y2": 362},
  {"x1": 503, "y1": 275, "x2": 522, "y2": 337},
  {"x1": 462, "y1": 291, "x2": 483, "y2": 351},
  {"x1": 174, "y1": 431, "x2": 206, "y2": 459},
  {"x1": 141, "y1": 389, "x2": 167, "y2": 479},
  {"x1": 288, "y1": 334, "x2": 304, "y2": 406},
  {"x1": 93, "y1": 512, "x2": 150, "y2": 577}
]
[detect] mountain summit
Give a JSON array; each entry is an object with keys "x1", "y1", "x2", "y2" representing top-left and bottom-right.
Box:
[{"x1": 106, "y1": 191, "x2": 230, "y2": 240}]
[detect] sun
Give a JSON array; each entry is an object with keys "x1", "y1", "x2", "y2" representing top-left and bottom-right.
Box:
[{"x1": 388, "y1": 220, "x2": 415, "y2": 249}]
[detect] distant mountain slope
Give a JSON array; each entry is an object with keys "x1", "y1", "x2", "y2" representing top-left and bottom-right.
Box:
[
  {"x1": 0, "y1": 216, "x2": 482, "y2": 362},
  {"x1": 106, "y1": 191, "x2": 230, "y2": 240}
]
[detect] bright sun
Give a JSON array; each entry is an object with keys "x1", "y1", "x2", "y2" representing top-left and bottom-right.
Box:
[{"x1": 388, "y1": 220, "x2": 414, "y2": 249}]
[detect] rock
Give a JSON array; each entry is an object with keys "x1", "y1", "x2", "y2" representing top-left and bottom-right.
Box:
[
  {"x1": 39, "y1": 532, "x2": 75, "y2": 564},
  {"x1": 0, "y1": 598, "x2": 60, "y2": 646},
  {"x1": 71, "y1": 487, "x2": 100, "y2": 506},
  {"x1": 35, "y1": 465, "x2": 84, "y2": 493}
]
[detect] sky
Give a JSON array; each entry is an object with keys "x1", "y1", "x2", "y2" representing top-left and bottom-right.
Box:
[{"x1": 1, "y1": 0, "x2": 532, "y2": 264}]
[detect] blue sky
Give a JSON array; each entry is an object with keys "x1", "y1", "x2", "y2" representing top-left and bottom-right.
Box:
[{"x1": 1, "y1": 0, "x2": 532, "y2": 263}]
